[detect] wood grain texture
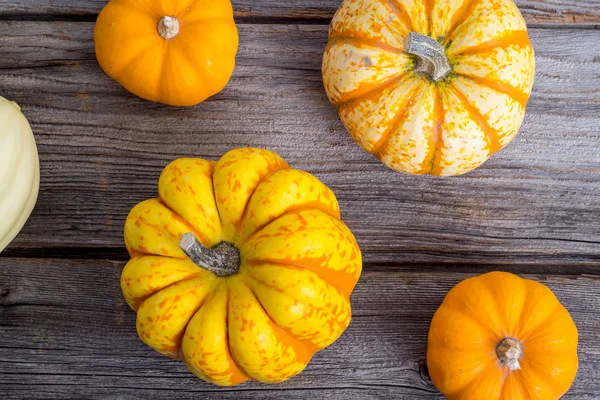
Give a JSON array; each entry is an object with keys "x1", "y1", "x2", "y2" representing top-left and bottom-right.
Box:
[
  {"x1": 0, "y1": 258, "x2": 599, "y2": 399},
  {"x1": 0, "y1": 21, "x2": 599, "y2": 271},
  {"x1": 0, "y1": 0, "x2": 599, "y2": 25}
]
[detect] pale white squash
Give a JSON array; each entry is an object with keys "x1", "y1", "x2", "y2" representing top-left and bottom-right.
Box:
[{"x1": 0, "y1": 96, "x2": 40, "y2": 252}]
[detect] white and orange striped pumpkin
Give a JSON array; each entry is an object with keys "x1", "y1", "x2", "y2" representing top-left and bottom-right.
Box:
[{"x1": 322, "y1": 0, "x2": 535, "y2": 176}]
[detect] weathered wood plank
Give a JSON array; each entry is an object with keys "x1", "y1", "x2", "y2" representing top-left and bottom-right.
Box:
[
  {"x1": 0, "y1": 21, "x2": 599, "y2": 270},
  {"x1": 0, "y1": 258, "x2": 598, "y2": 399},
  {"x1": 0, "y1": 0, "x2": 599, "y2": 25}
]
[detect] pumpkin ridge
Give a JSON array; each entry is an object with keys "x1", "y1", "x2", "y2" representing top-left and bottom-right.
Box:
[
  {"x1": 236, "y1": 165, "x2": 291, "y2": 236},
  {"x1": 172, "y1": 279, "x2": 220, "y2": 359},
  {"x1": 446, "y1": 361, "x2": 503, "y2": 398},
  {"x1": 136, "y1": 274, "x2": 218, "y2": 359},
  {"x1": 101, "y1": 1, "x2": 158, "y2": 28},
  {"x1": 443, "y1": 0, "x2": 482, "y2": 44},
  {"x1": 126, "y1": 200, "x2": 201, "y2": 258},
  {"x1": 425, "y1": 87, "x2": 445, "y2": 175},
  {"x1": 423, "y1": 0, "x2": 435, "y2": 35},
  {"x1": 373, "y1": 81, "x2": 425, "y2": 157},
  {"x1": 448, "y1": 84, "x2": 501, "y2": 154},
  {"x1": 449, "y1": 31, "x2": 531, "y2": 57},
  {"x1": 167, "y1": 29, "x2": 217, "y2": 89},
  {"x1": 514, "y1": 370, "x2": 541, "y2": 400},
  {"x1": 457, "y1": 74, "x2": 529, "y2": 107},
  {"x1": 439, "y1": 277, "x2": 504, "y2": 336},
  {"x1": 242, "y1": 277, "x2": 321, "y2": 356},
  {"x1": 334, "y1": 72, "x2": 413, "y2": 109},
  {"x1": 436, "y1": 356, "x2": 497, "y2": 398},
  {"x1": 162, "y1": 39, "x2": 216, "y2": 103},
  {"x1": 222, "y1": 284, "x2": 252, "y2": 381},
  {"x1": 213, "y1": 155, "x2": 290, "y2": 240},
  {"x1": 498, "y1": 372, "x2": 513, "y2": 400},
  {"x1": 131, "y1": 272, "x2": 205, "y2": 311},
  {"x1": 242, "y1": 204, "x2": 342, "y2": 246},
  {"x1": 244, "y1": 273, "x2": 348, "y2": 347},
  {"x1": 439, "y1": 305, "x2": 499, "y2": 338},
  {"x1": 451, "y1": 273, "x2": 508, "y2": 335},
  {"x1": 110, "y1": 38, "x2": 163, "y2": 85},
  {"x1": 449, "y1": 30, "x2": 531, "y2": 57},
  {"x1": 156, "y1": 39, "x2": 170, "y2": 105},
  {"x1": 520, "y1": 355, "x2": 575, "y2": 394},
  {"x1": 326, "y1": 35, "x2": 407, "y2": 57},
  {"x1": 519, "y1": 358, "x2": 570, "y2": 399},
  {"x1": 157, "y1": 198, "x2": 213, "y2": 246},
  {"x1": 122, "y1": 258, "x2": 206, "y2": 311},
  {"x1": 501, "y1": 372, "x2": 536, "y2": 400},
  {"x1": 481, "y1": 272, "x2": 528, "y2": 338},
  {"x1": 384, "y1": 0, "x2": 414, "y2": 32},
  {"x1": 244, "y1": 259, "x2": 356, "y2": 301},
  {"x1": 516, "y1": 301, "x2": 568, "y2": 342}
]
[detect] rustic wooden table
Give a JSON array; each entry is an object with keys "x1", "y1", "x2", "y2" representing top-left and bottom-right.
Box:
[{"x1": 1, "y1": 1, "x2": 599, "y2": 398}]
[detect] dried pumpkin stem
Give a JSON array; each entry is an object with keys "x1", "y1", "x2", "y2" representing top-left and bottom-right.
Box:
[
  {"x1": 405, "y1": 32, "x2": 451, "y2": 82},
  {"x1": 179, "y1": 232, "x2": 240, "y2": 277},
  {"x1": 158, "y1": 16, "x2": 180, "y2": 40},
  {"x1": 496, "y1": 337, "x2": 523, "y2": 371}
]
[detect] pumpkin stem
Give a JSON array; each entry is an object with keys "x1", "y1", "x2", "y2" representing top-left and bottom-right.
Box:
[
  {"x1": 404, "y1": 32, "x2": 451, "y2": 82},
  {"x1": 179, "y1": 232, "x2": 240, "y2": 277},
  {"x1": 158, "y1": 16, "x2": 180, "y2": 40},
  {"x1": 496, "y1": 337, "x2": 523, "y2": 371}
]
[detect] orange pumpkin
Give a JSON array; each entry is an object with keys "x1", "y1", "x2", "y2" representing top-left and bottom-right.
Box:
[
  {"x1": 122, "y1": 148, "x2": 362, "y2": 386},
  {"x1": 322, "y1": 0, "x2": 536, "y2": 176},
  {"x1": 94, "y1": 0, "x2": 238, "y2": 106},
  {"x1": 428, "y1": 272, "x2": 578, "y2": 399}
]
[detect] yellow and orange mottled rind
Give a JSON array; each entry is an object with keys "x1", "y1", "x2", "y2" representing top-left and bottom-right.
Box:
[
  {"x1": 323, "y1": 0, "x2": 536, "y2": 176},
  {"x1": 427, "y1": 272, "x2": 578, "y2": 400},
  {"x1": 122, "y1": 148, "x2": 362, "y2": 386},
  {"x1": 121, "y1": 256, "x2": 204, "y2": 310},
  {"x1": 158, "y1": 158, "x2": 222, "y2": 247},
  {"x1": 212, "y1": 148, "x2": 289, "y2": 242},
  {"x1": 182, "y1": 283, "x2": 250, "y2": 386},
  {"x1": 236, "y1": 169, "x2": 340, "y2": 244}
]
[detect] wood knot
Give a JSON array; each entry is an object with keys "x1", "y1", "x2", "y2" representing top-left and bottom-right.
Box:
[
  {"x1": 0, "y1": 288, "x2": 10, "y2": 299},
  {"x1": 418, "y1": 359, "x2": 431, "y2": 382}
]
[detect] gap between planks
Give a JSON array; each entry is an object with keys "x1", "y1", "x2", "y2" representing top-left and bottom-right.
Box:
[{"x1": 0, "y1": 23, "x2": 598, "y2": 268}]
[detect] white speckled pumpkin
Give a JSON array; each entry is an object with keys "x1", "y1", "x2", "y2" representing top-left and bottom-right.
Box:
[
  {"x1": 0, "y1": 97, "x2": 39, "y2": 252},
  {"x1": 322, "y1": 0, "x2": 535, "y2": 176}
]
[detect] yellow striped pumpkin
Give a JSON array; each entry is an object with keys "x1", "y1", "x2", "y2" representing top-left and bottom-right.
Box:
[
  {"x1": 322, "y1": 0, "x2": 535, "y2": 176},
  {"x1": 122, "y1": 148, "x2": 362, "y2": 386}
]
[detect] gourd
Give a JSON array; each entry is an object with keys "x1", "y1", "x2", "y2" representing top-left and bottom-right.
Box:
[
  {"x1": 0, "y1": 97, "x2": 40, "y2": 252},
  {"x1": 122, "y1": 148, "x2": 362, "y2": 386},
  {"x1": 323, "y1": 0, "x2": 535, "y2": 176},
  {"x1": 428, "y1": 271, "x2": 578, "y2": 399},
  {"x1": 94, "y1": 0, "x2": 238, "y2": 107}
]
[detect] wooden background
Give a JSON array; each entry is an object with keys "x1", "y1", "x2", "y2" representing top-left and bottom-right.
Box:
[{"x1": 1, "y1": 0, "x2": 599, "y2": 398}]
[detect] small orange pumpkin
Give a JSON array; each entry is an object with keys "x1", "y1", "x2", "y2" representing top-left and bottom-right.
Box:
[
  {"x1": 94, "y1": 0, "x2": 238, "y2": 106},
  {"x1": 323, "y1": 0, "x2": 536, "y2": 176},
  {"x1": 428, "y1": 271, "x2": 578, "y2": 399}
]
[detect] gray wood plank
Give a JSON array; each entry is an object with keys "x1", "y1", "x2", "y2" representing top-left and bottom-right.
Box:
[
  {"x1": 0, "y1": 258, "x2": 598, "y2": 399},
  {"x1": 0, "y1": 21, "x2": 599, "y2": 270},
  {"x1": 0, "y1": 0, "x2": 599, "y2": 25}
]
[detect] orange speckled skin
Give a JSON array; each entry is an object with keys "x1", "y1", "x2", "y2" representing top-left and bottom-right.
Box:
[
  {"x1": 427, "y1": 272, "x2": 578, "y2": 399},
  {"x1": 122, "y1": 148, "x2": 362, "y2": 386},
  {"x1": 322, "y1": 0, "x2": 536, "y2": 176},
  {"x1": 94, "y1": 0, "x2": 238, "y2": 106}
]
